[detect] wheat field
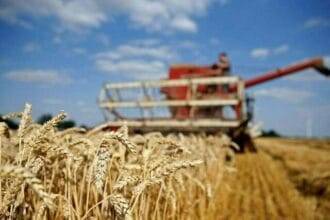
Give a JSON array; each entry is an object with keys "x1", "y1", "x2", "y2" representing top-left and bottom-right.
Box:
[{"x1": 0, "y1": 104, "x2": 329, "y2": 219}]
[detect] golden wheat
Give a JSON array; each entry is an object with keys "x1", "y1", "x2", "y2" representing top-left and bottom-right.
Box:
[
  {"x1": 0, "y1": 104, "x2": 240, "y2": 219},
  {"x1": 0, "y1": 165, "x2": 55, "y2": 210}
]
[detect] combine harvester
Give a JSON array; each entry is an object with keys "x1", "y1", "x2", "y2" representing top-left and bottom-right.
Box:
[{"x1": 98, "y1": 56, "x2": 329, "y2": 151}]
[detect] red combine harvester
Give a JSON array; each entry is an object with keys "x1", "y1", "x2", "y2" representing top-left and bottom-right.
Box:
[{"x1": 99, "y1": 56, "x2": 329, "y2": 151}]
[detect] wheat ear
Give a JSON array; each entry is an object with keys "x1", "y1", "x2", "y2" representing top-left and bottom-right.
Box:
[
  {"x1": 109, "y1": 193, "x2": 131, "y2": 217},
  {"x1": 105, "y1": 131, "x2": 137, "y2": 154},
  {"x1": 17, "y1": 103, "x2": 32, "y2": 139},
  {"x1": 93, "y1": 139, "x2": 112, "y2": 194},
  {"x1": 2, "y1": 112, "x2": 23, "y2": 120},
  {"x1": 19, "y1": 112, "x2": 66, "y2": 161}
]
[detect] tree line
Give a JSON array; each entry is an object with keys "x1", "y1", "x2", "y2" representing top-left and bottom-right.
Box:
[{"x1": 0, "y1": 113, "x2": 87, "y2": 131}]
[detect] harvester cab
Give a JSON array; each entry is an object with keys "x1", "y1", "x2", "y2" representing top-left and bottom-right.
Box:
[{"x1": 98, "y1": 55, "x2": 329, "y2": 152}]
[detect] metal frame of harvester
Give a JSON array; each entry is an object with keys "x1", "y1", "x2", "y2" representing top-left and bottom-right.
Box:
[
  {"x1": 98, "y1": 56, "x2": 329, "y2": 151},
  {"x1": 99, "y1": 76, "x2": 246, "y2": 131}
]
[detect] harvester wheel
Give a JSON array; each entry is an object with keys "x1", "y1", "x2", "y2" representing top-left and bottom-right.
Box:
[
  {"x1": 230, "y1": 129, "x2": 257, "y2": 153},
  {"x1": 242, "y1": 132, "x2": 257, "y2": 153}
]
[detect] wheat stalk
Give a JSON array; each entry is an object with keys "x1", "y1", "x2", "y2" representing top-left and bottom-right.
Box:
[{"x1": 0, "y1": 165, "x2": 55, "y2": 210}]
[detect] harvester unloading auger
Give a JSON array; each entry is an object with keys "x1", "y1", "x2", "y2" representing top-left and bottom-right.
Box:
[{"x1": 98, "y1": 56, "x2": 329, "y2": 152}]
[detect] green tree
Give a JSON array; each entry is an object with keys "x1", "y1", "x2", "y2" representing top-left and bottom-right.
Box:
[
  {"x1": 0, "y1": 114, "x2": 19, "y2": 129},
  {"x1": 261, "y1": 129, "x2": 281, "y2": 137},
  {"x1": 37, "y1": 114, "x2": 53, "y2": 125},
  {"x1": 57, "y1": 120, "x2": 76, "y2": 130}
]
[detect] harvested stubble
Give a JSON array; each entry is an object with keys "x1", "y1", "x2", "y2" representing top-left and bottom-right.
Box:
[
  {"x1": 0, "y1": 104, "x2": 235, "y2": 219},
  {"x1": 257, "y1": 138, "x2": 330, "y2": 220},
  {"x1": 216, "y1": 152, "x2": 314, "y2": 220}
]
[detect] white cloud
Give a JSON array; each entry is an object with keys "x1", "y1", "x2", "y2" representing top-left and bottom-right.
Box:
[
  {"x1": 170, "y1": 15, "x2": 197, "y2": 33},
  {"x1": 0, "y1": 0, "x2": 107, "y2": 31},
  {"x1": 95, "y1": 41, "x2": 176, "y2": 79},
  {"x1": 273, "y1": 44, "x2": 289, "y2": 55},
  {"x1": 250, "y1": 48, "x2": 270, "y2": 59},
  {"x1": 96, "y1": 59, "x2": 167, "y2": 79},
  {"x1": 254, "y1": 87, "x2": 313, "y2": 103},
  {"x1": 22, "y1": 42, "x2": 40, "y2": 53},
  {"x1": 72, "y1": 47, "x2": 87, "y2": 55},
  {"x1": 95, "y1": 43, "x2": 176, "y2": 61},
  {"x1": 4, "y1": 69, "x2": 72, "y2": 85},
  {"x1": 251, "y1": 44, "x2": 289, "y2": 59},
  {"x1": 0, "y1": 5, "x2": 33, "y2": 29},
  {"x1": 131, "y1": 39, "x2": 160, "y2": 47},
  {"x1": 304, "y1": 17, "x2": 330, "y2": 29},
  {"x1": 0, "y1": 0, "x2": 224, "y2": 33},
  {"x1": 116, "y1": 0, "x2": 207, "y2": 33}
]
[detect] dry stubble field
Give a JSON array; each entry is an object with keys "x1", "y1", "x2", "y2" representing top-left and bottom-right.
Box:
[
  {"x1": 216, "y1": 138, "x2": 330, "y2": 220},
  {"x1": 256, "y1": 138, "x2": 330, "y2": 220},
  {"x1": 0, "y1": 104, "x2": 329, "y2": 219}
]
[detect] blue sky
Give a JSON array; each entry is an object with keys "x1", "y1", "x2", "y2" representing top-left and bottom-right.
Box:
[{"x1": 0, "y1": 0, "x2": 329, "y2": 136}]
